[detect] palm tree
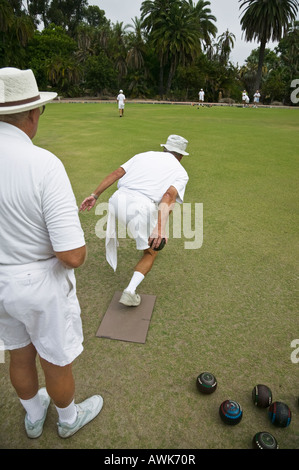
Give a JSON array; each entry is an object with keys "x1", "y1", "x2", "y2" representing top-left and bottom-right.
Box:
[
  {"x1": 141, "y1": 0, "x2": 201, "y2": 96},
  {"x1": 277, "y1": 21, "x2": 299, "y2": 78},
  {"x1": 0, "y1": 0, "x2": 14, "y2": 33},
  {"x1": 141, "y1": 0, "x2": 178, "y2": 96},
  {"x1": 75, "y1": 25, "x2": 98, "y2": 63},
  {"x1": 154, "y1": 2, "x2": 200, "y2": 94},
  {"x1": 239, "y1": 0, "x2": 298, "y2": 90},
  {"x1": 14, "y1": 13, "x2": 35, "y2": 47},
  {"x1": 126, "y1": 17, "x2": 146, "y2": 70},
  {"x1": 0, "y1": 0, "x2": 35, "y2": 67},
  {"x1": 184, "y1": 0, "x2": 217, "y2": 48},
  {"x1": 216, "y1": 29, "x2": 236, "y2": 65},
  {"x1": 46, "y1": 55, "x2": 82, "y2": 92},
  {"x1": 109, "y1": 22, "x2": 130, "y2": 86},
  {"x1": 141, "y1": 0, "x2": 175, "y2": 32}
]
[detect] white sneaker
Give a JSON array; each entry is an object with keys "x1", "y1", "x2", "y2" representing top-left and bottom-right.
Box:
[
  {"x1": 57, "y1": 395, "x2": 103, "y2": 438},
  {"x1": 119, "y1": 290, "x2": 141, "y2": 306},
  {"x1": 24, "y1": 388, "x2": 50, "y2": 439}
]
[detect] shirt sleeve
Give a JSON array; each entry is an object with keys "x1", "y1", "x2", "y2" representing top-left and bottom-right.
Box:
[
  {"x1": 120, "y1": 155, "x2": 135, "y2": 172},
  {"x1": 172, "y1": 171, "x2": 189, "y2": 204},
  {"x1": 41, "y1": 159, "x2": 85, "y2": 252}
]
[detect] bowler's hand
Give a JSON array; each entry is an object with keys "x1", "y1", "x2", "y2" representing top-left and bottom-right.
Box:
[
  {"x1": 79, "y1": 196, "x2": 97, "y2": 212},
  {"x1": 148, "y1": 227, "x2": 167, "y2": 250}
]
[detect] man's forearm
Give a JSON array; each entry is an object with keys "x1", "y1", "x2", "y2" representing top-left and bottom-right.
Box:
[
  {"x1": 92, "y1": 167, "x2": 125, "y2": 198},
  {"x1": 157, "y1": 190, "x2": 177, "y2": 232},
  {"x1": 55, "y1": 245, "x2": 87, "y2": 269}
]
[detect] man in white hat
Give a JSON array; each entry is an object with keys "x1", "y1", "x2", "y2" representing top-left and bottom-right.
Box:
[
  {"x1": 117, "y1": 89, "x2": 126, "y2": 117},
  {"x1": 80, "y1": 134, "x2": 189, "y2": 306},
  {"x1": 198, "y1": 88, "x2": 205, "y2": 106},
  {"x1": 0, "y1": 68, "x2": 103, "y2": 439}
]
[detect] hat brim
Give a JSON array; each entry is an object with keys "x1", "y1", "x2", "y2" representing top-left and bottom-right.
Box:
[
  {"x1": 0, "y1": 91, "x2": 58, "y2": 115},
  {"x1": 160, "y1": 144, "x2": 189, "y2": 156}
]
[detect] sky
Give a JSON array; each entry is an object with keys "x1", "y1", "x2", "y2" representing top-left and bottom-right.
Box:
[{"x1": 89, "y1": 0, "x2": 280, "y2": 65}]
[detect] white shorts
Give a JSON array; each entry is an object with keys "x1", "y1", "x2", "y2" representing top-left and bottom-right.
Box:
[
  {"x1": 118, "y1": 103, "x2": 125, "y2": 109},
  {"x1": 0, "y1": 257, "x2": 83, "y2": 366},
  {"x1": 109, "y1": 189, "x2": 158, "y2": 250}
]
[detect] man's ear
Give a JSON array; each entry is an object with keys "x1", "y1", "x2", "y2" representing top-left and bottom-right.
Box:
[
  {"x1": 28, "y1": 107, "x2": 39, "y2": 121},
  {"x1": 26, "y1": 107, "x2": 40, "y2": 139}
]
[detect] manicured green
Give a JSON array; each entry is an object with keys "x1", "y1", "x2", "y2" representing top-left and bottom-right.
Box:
[{"x1": 1, "y1": 103, "x2": 298, "y2": 449}]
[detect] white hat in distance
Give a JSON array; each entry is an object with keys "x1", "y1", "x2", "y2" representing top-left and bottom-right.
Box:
[
  {"x1": 0, "y1": 67, "x2": 57, "y2": 114},
  {"x1": 161, "y1": 134, "x2": 189, "y2": 156}
]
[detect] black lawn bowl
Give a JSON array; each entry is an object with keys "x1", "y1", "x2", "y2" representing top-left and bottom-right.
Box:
[
  {"x1": 269, "y1": 401, "x2": 291, "y2": 428},
  {"x1": 196, "y1": 372, "x2": 217, "y2": 394},
  {"x1": 219, "y1": 400, "x2": 243, "y2": 425},
  {"x1": 252, "y1": 431, "x2": 279, "y2": 449},
  {"x1": 252, "y1": 384, "x2": 272, "y2": 408},
  {"x1": 150, "y1": 238, "x2": 166, "y2": 251}
]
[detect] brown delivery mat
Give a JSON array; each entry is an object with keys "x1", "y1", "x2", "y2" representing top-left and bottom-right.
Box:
[{"x1": 96, "y1": 291, "x2": 156, "y2": 344}]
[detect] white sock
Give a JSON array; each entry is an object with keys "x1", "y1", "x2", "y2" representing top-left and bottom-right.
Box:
[
  {"x1": 55, "y1": 400, "x2": 77, "y2": 425},
  {"x1": 125, "y1": 271, "x2": 145, "y2": 294},
  {"x1": 20, "y1": 392, "x2": 44, "y2": 424}
]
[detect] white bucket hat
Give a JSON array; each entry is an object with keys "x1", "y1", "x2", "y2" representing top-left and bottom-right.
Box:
[
  {"x1": 161, "y1": 134, "x2": 189, "y2": 156},
  {"x1": 0, "y1": 67, "x2": 57, "y2": 115}
]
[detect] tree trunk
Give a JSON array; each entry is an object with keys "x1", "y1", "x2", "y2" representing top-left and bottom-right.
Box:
[
  {"x1": 255, "y1": 36, "x2": 267, "y2": 90},
  {"x1": 166, "y1": 57, "x2": 177, "y2": 95},
  {"x1": 158, "y1": 55, "x2": 164, "y2": 97}
]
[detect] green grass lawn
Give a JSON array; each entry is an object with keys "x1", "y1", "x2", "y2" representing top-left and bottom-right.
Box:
[{"x1": 1, "y1": 102, "x2": 298, "y2": 450}]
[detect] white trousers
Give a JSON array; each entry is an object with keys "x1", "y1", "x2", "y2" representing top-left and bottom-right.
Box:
[{"x1": 106, "y1": 189, "x2": 158, "y2": 271}]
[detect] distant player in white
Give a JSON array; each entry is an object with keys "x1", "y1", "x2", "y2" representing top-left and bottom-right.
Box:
[
  {"x1": 198, "y1": 89, "x2": 205, "y2": 106},
  {"x1": 254, "y1": 90, "x2": 261, "y2": 108},
  {"x1": 117, "y1": 89, "x2": 126, "y2": 117}
]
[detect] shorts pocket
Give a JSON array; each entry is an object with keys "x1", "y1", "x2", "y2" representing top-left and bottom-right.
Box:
[{"x1": 63, "y1": 269, "x2": 76, "y2": 298}]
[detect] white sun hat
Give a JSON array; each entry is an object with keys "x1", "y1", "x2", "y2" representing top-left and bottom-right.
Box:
[
  {"x1": 161, "y1": 134, "x2": 189, "y2": 156},
  {"x1": 0, "y1": 67, "x2": 57, "y2": 115}
]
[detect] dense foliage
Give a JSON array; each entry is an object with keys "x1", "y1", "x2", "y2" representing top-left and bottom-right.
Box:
[{"x1": 0, "y1": 0, "x2": 298, "y2": 104}]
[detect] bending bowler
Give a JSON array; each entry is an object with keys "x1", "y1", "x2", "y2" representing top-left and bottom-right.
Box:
[{"x1": 80, "y1": 135, "x2": 190, "y2": 306}]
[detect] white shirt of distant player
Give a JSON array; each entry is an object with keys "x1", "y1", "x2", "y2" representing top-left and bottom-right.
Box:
[
  {"x1": 254, "y1": 92, "x2": 261, "y2": 102},
  {"x1": 118, "y1": 151, "x2": 189, "y2": 204},
  {"x1": 199, "y1": 90, "x2": 205, "y2": 100},
  {"x1": 117, "y1": 93, "x2": 125, "y2": 105}
]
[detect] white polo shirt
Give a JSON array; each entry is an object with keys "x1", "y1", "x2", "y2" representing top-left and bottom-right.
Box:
[
  {"x1": 118, "y1": 151, "x2": 189, "y2": 204},
  {"x1": 117, "y1": 93, "x2": 125, "y2": 107},
  {"x1": 0, "y1": 122, "x2": 85, "y2": 265}
]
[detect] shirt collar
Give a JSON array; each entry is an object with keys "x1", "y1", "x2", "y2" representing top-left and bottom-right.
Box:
[{"x1": 0, "y1": 121, "x2": 33, "y2": 145}]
